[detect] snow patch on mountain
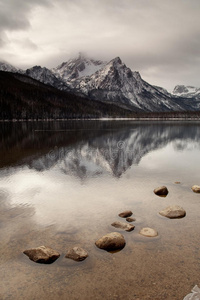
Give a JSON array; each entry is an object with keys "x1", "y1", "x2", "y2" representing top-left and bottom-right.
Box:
[
  {"x1": 0, "y1": 61, "x2": 23, "y2": 73},
  {"x1": 173, "y1": 85, "x2": 200, "y2": 98},
  {"x1": 63, "y1": 56, "x2": 184, "y2": 112},
  {"x1": 52, "y1": 53, "x2": 106, "y2": 81},
  {"x1": 1, "y1": 53, "x2": 200, "y2": 112}
]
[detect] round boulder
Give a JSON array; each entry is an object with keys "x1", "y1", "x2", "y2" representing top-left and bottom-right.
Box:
[
  {"x1": 139, "y1": 227, "x2": 158, "y2": 237},
  {"x1": 95, "y1": 232, "x2": 126, "y2": 251},
  {"x1": 192, "y1": 185, "x2": 200, "y2": 193},
  {"x1": 111, "y1": 221, "x2": 135, "y2": 232},
  {"x1": 65, "y1": 247, "x2": 88, "y2": 261},
  {"x1": 159, "y1": 205, "x2": 186, "y2": 219},
  {"x1": 154, "y1": 186, "x2": 169, "y2": 196},
  {"x1": 118, "y1": 210, "x2": 133, "y2": 218},
  {"x1": 23, "y1": 246, "x2": 60, "y2": 264}
]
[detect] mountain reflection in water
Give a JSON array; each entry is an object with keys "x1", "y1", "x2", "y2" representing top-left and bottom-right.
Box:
[{"x1": 1, "y1": 121, "x2": 200, "y2": 178}]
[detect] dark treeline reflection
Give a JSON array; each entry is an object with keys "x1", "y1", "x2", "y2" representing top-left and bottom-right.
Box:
[{"x1": 1, "y1": 121, "x2": 200, "y2": 177}]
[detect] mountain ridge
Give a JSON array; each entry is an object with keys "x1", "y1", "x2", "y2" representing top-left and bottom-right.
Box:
[
  {"x1": 0, "y1": 54, "x2": 200, "y2": 113},
  {"x1": 172, "y1": 85, "x2": 200, "y2": 99}
]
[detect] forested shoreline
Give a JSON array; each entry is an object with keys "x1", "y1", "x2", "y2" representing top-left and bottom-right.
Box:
[{"x1": 0, "y1": 71, "x2": 199, "y2": 121}]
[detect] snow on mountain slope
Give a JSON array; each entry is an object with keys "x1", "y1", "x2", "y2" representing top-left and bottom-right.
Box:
[
  {"x1": 52, "y1": 53, "x2": 106, "y2": 81},
  {"x1": 25, "y1": 66, "x2": 69, "y2": 91},
  {"x1": 173, "y1": 85, "x2": 200, "y2": 99},
  {"x1": 64, "y1": 56, "x2": 184, "y2": 112},
  {"x1": 1, "y1": 54, "x2": 200, "y2": 112},
  {"x1": 0, "y1": 61, "x2": 23, "y2": 73}
]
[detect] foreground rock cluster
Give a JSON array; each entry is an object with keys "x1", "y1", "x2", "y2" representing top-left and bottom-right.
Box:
[
  {"x1": 95, "y1": 209, "x2": 158, "y2": 251},
  {"x1": 23, "y1": 246, "x2": 88, "y2": 264},
  {"x1": 23, "y1": 183, "x2": 199, "y2": 264}
]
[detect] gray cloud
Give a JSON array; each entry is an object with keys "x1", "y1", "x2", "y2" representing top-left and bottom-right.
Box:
[
  {"x1": 0, "y1": 0, "x2": 51, "y2": 35},
  {"x1": 0, "y1": 0, "x2": 200, "y2": 90}
]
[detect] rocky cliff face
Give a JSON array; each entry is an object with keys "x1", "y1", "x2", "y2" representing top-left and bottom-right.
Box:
[{"x1": 51, "y1": 55, "x2": 198, "y2": 112}]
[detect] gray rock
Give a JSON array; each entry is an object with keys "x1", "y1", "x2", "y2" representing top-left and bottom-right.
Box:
[
  {"x1": 111, "y1": 221, "x2": 135, "y2": 232},
  {"x1": 154, "y1": 186, "x2": 169, "y2": 196},
  {"x1": 159, "y1": 205, "x2": 186, "y2": 219},
  {"x1": 23, "y1": 246, "x2": 60, "y2": 264},
  {"x1": 126, "y1": 217, "x2": 136, "y2": 222},
  {"x1": 95, "y1": 232, "x2": 126, "y2": 251},
  {"x1": 192, "y1": 185, "x2": 200, "y2": 193},
  {"x1": 139, "y1": 227, "x2": 158, "y2": 237},
  {"x1": 65, "y1": 247, "x2": 88, "y2": 261},
  {"x1": 118, "y1": 210, "x2": 133, "y2": 218}
]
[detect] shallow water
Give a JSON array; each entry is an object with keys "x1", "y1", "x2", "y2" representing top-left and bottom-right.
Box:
[{"x1": 0, "y1": 121, "x2": 200, "y2": 300}]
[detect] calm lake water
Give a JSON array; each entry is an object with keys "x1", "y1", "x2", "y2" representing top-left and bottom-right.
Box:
[{"x1": 0, "y1": 120, "x2": 200, "y2": 300}]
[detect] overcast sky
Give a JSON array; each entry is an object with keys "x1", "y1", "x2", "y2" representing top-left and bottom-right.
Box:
[{"x1": 0, "y1": 0, "x2": 199, "y2": 91}]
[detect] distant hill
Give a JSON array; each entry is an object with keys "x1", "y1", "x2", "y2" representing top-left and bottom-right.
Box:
[{"x1": 0, "y1": 71, "x2": 136, "y2": 120}]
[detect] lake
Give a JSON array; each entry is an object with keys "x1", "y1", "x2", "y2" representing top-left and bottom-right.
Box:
[{"x1": 0, "y1": 120, "x2": 200, "y2": 300}]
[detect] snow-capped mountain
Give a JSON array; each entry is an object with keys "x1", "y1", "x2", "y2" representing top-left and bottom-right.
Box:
[
  {"x1": 25, "y1": 66, "x2": 70, "y2": 91},
  {"x1": 1, "y1": 54, "x2": 200, "y2": 112},
  {"x1": 52, "y1": 52, "x2": 106, "y2": 81},
  {"x1": 55, "y1": 56, "x2": 186, "y2": 112},
  {"x1": 0, "y1": 61, "x2": 23, "y2": 73},
  {"x1": 173, "y1": 85, "x2": 200, "y2": 99}
]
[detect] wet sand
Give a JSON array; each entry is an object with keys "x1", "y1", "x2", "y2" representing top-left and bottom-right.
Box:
[{"x1": 1, "y1": 178, "x2": 200, "y2": 300}]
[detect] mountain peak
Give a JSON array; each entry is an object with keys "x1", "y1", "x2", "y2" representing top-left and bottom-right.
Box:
[
  {"x1": 111, "y1": 57, "x2": 122, "y2": 65},
  {"x1": 78, "y1": 52, "x2": 87, "y2": 60},
  {"x1": 52, "y1": 54, "x2": 106, "y2": 81}
]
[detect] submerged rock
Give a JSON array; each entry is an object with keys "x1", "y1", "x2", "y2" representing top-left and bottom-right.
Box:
[
  {"x1": 154, "y1": 186, "x2": 168, "y2": 196},
  {"x1": 126, "y1": 217, "x2": 136, "y2": 222},
  {"x1": 192, "y1": 185, "x2": 200, "y2": 193},
  {"x1": 23, "y1": 246, "x2": 60, "y2": 264},
  {"x1": 139, "y1": 227, "x2": 158, "y2": 237},
  {"x1": 118, "y1": 210, "x2": 133, "y2": 218},
  {"x1": 111, "y1": 221, "x2": 135, "y2": 232},
  {"x1": 159, "y1": 205, "x2": 186, "y2": 219},
  {"x1": 174, "y1": 181, "x2": 181, "y2": 184},
  {"x1": 65, "y1": 247, "x2": 88, "y2": 261},
  {"x1": 95, "y1": 232, "x2": 126, "y2": 251}
]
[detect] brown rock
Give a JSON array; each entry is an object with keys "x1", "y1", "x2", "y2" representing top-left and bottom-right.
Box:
[
  {"x1": 65, "y1": 247, "x2": 88, "y2": 261},
  {"x1": 192, "y1": 185, "x2": 200, "y2": 193},
  {"x1": 95, "y1": 232, "x2": 126, "y2": 251},
  {"x1": 159, "y1": 205, "x2": 186, "y2": 219},
  {"x1": 126, "y1": 217, "x2": 136, "y2": 222},
  {"x1": 118, "y1": 210, "x2": 133, "y2": 218},
  {"x1": 111, "y1": 221, "x2": 135, "y2": 232},
  {"x1": 23, "y1": 246, "x2": 60, "y2": 264},
  {"x1": 174, "y1": 182, "x2": 181, "y2": 184},
  {"x1": 154, "y1": 186, "x2": 168, "y2": 196},
  {"x1": 139, "y1": 227, "x2": 158, "y2": 237}
]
